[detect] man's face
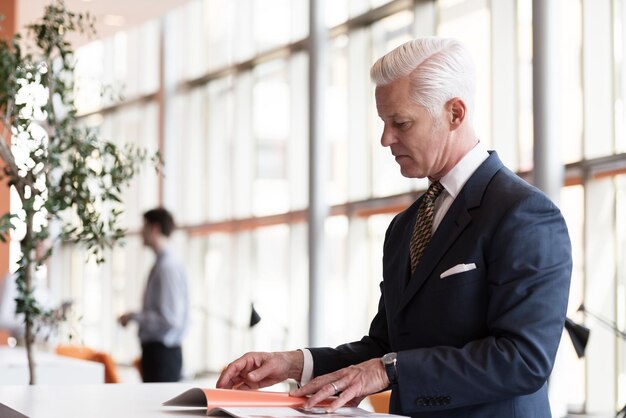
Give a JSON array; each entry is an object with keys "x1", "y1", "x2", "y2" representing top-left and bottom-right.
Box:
[
  {"x1": 141, "y1": 220, "x2": 155, "y2": 247},
  {"x1": 375, "y1": 75, "x2": 452, "y2": 180}
]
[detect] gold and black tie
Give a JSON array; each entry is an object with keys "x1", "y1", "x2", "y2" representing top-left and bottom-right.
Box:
[{"x1": 409, "y1": 181, "x2": 444, "y2": 275}]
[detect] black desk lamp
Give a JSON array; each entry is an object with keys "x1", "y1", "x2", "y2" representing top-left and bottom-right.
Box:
[
  {"x1": 249, "y1": 303, "x2": 261, "y2": 328},
  {"x1": 568, "y1": 304, "x2": 626, "y2": 418}
]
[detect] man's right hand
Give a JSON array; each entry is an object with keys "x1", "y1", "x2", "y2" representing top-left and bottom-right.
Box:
[
  {"x1": 216, "y1": 351, "x2": 304, "y2": 390},
  {"x1": 118, "y1": 313, "x2": 132, "y2": 327}
]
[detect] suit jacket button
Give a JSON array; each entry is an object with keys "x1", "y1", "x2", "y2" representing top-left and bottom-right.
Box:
[
  {"x1": 416, "y1": 398, "x2": 425, "y2": 406},
  {"x1": 444, "y1": 396, "x2": 451, "y2": 405}
]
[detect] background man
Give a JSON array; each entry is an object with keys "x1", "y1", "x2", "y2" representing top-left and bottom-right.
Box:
[
  {"x1": 216, "y1": 37, "x2": 572, "y2": 418},
  {"x1": 119, "y1": 208, "x2": 189, "y2": 382}
]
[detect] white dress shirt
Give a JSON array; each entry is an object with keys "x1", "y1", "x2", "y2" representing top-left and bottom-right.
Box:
[
  {"x1": 132, "y1": 248, "x2": 189, "y2": 347},
  {"x1": 433, "y1": 141, "x2": 489, "y2": 232}
]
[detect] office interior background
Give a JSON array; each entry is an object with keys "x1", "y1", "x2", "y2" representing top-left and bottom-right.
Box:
[{"x1": 1, "y1": 0, "x2": 625, "y2": 416}]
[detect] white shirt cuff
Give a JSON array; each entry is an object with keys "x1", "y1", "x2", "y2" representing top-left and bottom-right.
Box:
[{"x1": 299, "y1": 348, "x2": 314, "y2": 385}]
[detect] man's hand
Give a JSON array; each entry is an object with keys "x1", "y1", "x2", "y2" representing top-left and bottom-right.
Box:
[
  {"x1": 290, "y1": 358, "x2": 389, "y2": 412},
  {"x1": 216, "y1": 351, "x2": 304, "y2": 390},
  {"x1": 118, "y1": 313, "x2": 132, "y2": 327}
]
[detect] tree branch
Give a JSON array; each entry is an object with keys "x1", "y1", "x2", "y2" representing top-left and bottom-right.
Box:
[
  {"x1": 0, "y1": 101, "x2": 36, "y2": 205},
  {"x1": 0, "y1": 101, "x2": 20, "y2": 180}
]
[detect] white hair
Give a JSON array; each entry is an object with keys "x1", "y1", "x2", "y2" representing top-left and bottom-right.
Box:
[{"x1": 370, "y1": 37, "x2": 476, "y2": 120}]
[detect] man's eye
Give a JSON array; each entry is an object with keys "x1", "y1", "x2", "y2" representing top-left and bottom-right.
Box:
[{"x1": 395, "y1": 122, "x2": 409, "y2": 129}]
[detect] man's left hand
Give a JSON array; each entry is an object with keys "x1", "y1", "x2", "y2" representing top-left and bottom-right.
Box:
[{"x1": 289, "y1": 358, "x2": 389, "y2": 412}]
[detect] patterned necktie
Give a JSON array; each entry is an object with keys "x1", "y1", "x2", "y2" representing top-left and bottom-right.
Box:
[{"x1": 409, "y1": 181, "x2": 444, "y2": 275}]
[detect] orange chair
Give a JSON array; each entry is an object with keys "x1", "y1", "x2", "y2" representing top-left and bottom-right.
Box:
[
  {"x1": 55, "y1": 344, "x2": 94, "y2": 360},
  {"x1": 0, "y1": 329, "x2": 10, "y2": 345},
  {"x1": 55, "y1": 345, "x2": 120, "y2": 383},
  {"x1": 368, "y1": 390, "x2": 391, "y2": 413}
]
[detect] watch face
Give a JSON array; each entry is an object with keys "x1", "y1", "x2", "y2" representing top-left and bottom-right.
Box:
[{"x1": 383, "y1": 352, "x2": 397, "y2": 364}]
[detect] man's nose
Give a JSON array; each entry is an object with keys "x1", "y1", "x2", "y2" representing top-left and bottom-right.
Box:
[{"x1": 380, "y1": 126, "x2": 396, "y2": 147}]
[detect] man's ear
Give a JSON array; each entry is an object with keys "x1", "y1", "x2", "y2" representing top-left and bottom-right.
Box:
[
  {"x1": 147, "y1": 223, "x2": 160, "y2": 238},
  {"x1": 154, "y1": 224, "x2": 165, "y2": 237},
  {"x1": 446, "y1": 97, "x2": 467, "y2": 130}
]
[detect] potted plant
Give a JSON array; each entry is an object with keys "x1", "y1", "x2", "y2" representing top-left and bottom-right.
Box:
[{"x1": 0, "y1": 0, "x2": 160, "y2": 384}]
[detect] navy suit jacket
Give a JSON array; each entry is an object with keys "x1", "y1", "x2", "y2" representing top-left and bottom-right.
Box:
[{"x1": 309, "y1": 152, "x2": 572, "y2": 418}]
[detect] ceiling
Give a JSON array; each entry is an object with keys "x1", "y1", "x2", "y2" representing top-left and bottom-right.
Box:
[{"x1": 17, "y1": 0, "x2": 190, "y2": 46}]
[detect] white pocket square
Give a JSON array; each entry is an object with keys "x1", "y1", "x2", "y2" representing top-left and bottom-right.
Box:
[{"x1": 440, "y1": 263, "x2": 477, "y2": 279}]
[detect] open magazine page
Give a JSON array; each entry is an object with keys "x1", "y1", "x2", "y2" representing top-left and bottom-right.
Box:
[{"x1": 211, "y1": 406, "x2": 406, "y2": 418}]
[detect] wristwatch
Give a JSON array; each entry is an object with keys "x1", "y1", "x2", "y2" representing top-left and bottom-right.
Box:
[{"x1": 381, "y1": 352, "x2": 398, "y2": 385}]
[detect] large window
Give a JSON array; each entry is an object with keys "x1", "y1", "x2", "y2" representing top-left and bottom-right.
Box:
[{"x1": 46, "y1": 1, "x2": 626, "y2": 415}]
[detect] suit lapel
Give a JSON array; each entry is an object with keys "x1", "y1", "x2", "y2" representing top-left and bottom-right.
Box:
[{"x1": 395, "y1": 152, "x2": 504, "y2": 314}]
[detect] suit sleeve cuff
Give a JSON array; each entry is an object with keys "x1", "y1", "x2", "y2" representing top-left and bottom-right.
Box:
[{"x1": 299, "y1": 348, "x2": 314, "y2": 385}]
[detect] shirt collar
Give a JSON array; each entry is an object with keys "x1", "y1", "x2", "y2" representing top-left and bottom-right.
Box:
[
  {"x1": 438, "y1": 141, "x2": 490, "y2": 199},
  {"x1": 156, "y1": 246, "x2": 171, "y2": 261}
]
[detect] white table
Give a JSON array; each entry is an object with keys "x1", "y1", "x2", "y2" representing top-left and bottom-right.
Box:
[
  {"x1": 0, "y1": 347, "x2": 104, "y2": 385},
  {"x1": 0, "y1": 383, "x2": 207, "y2": 418}
]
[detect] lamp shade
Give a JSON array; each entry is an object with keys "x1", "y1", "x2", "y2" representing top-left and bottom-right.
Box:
[
  {"x1": 249, "y1": 303, "x2": 261, "y2": 328},
  {"x1": 564, "y1": 317, "x2": 590, "y2": 358}
]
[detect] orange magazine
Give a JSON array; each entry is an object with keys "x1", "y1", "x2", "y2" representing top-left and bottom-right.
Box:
[
  {"x1": 163, "y1": 388, "x2": 407, "y2": 417},
  {"x1": 164, "y1": 388, "x2": 332, "y2": 410}
]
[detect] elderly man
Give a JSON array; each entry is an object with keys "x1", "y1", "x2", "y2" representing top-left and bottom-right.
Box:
[{"x1": 217, "y1": 37, "x2": 572, "y2": 418}]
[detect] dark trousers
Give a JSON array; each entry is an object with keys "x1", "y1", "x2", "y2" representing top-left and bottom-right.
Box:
[{"x1": 140, "y1": 342, "x2": 182, "y2": 382}]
